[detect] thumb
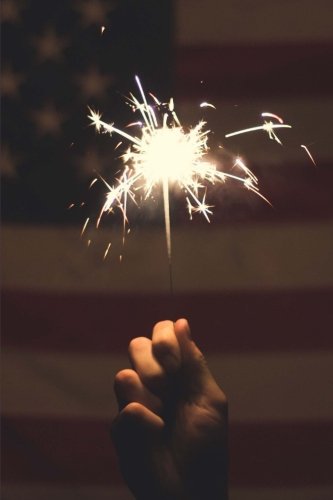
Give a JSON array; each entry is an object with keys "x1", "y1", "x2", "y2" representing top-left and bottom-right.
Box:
[
  {"x1": 112, "y1": 402, "x2": 164, "y2": 445},
  {"x1": 111, "y1": 402, "x2": 164, "y2": 462},
  {"x1": 111, "y1": 403, "x2": 165, "y2": 499},
  {"x1": 174, "y1": 318, "x2": 221, "y2": 398}
]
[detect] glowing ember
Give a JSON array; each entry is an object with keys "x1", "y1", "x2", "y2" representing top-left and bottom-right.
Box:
[{"x1": 301, "y1": 144, "x2": 317, "y2": 167}]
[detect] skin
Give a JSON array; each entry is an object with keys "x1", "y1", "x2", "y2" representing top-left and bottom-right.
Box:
[{"x1": 111, "y1": 318, "x2": 228, "y2": 500}]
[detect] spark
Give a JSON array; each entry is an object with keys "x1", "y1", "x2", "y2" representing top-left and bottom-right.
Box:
[
  {"x1": 261, "y1": 112, "x2": 284, "y2": 124},
  {"x1": 225, "y1": 121, "x2": 292, "y2": 145},
  {"x1": 301, "y1": 144, "x2": 317, "y2": 167},
  {"x1": 81, "y1": 217, "x2": 90, "y2": 237},
  {"x1": 103, "y1": 242, "x2": 111, "y2": 260},
  {"x1": 200, "y1": 102, "x2": 216, "y2": 109},
  {"x1": 88, "y1": 77, "x2": 274, "y2": 262}
]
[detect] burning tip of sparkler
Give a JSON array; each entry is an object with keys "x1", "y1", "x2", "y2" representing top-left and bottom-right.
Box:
[{"x1": 87, "y1": 76, "x2": 281, "y2": 263}]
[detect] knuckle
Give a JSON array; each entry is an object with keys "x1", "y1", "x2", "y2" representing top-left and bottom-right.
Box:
[
  {"x1": 153, "y1": 337, "x2": 174, "y2": 358},
  {"x1": 124, "y1": 401, "x2": 142, "y2": 415},
  {"x1": 153, "y1": 339, "x2": 180, "y2": 373},
  {"x1": 213, "y1": 392, "x2": 228, "y2": 412},
  {"x1": 128, "y1": 336, "x2": 140, "y2": 352},
  {"x1": 128, "y1": 336, "x2": 146, "y2": 356},
  {"x1": 154, "y1": 319, "x2": 173, "y2": 331},
  {"x1": 114, "y1": 369, "x2": 137, "y2": 390},
  {"x1": 142, "y1": 370, "x2": 165, "y2": 390}
]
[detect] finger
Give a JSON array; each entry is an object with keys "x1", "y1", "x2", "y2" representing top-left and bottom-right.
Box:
[
  {"x1": 111, "y1": 402, "x2": 164, "y2": 447},
  {"x1": 111, "y1": 402, "x2": 164, "y2": 498},
  {"x1": 174, "y1": 318, "x2": 226, "y2": 402},
  {"x1": 114, "y1": 369, "x2": 163, "y2": 415},
  {"x1": 152, "y1": 320, "x2": 181, "y2": 374},
  {"x1": 128, "y1": 336, "x2": 167, "y2": 392}
]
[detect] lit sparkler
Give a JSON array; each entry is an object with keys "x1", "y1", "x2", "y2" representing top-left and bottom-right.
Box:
[{"x1": 87, "y1": 76, "x2": 277, "y2": 266}]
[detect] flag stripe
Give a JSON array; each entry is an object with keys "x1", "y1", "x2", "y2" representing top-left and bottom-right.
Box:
[
  {"x1": 176, "y1": 0, "x2": 333, "y2": 45},
  {"x1": 3, "y1": 223, "x2": 333, "y2": 294},
  {"x1": 2, "y1": 288, "x2": 333, "y2": 353},
  {"x1": 2, "y1": 350, "x2": 333, "y2": 422},
  {"x1": 2, "y1": 484, "x2": 333, "y2": 500},
  {"x1": 2, "y1": 416, "x2": 333, "y2": 487},
  {"x1": 174, "y1": 44, "x2": 333, "y2": 99}
]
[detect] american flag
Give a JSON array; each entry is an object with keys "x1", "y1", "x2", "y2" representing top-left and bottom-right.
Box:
[{"x1": 2, "y1": 1, "x2": 333, "y2": 499}]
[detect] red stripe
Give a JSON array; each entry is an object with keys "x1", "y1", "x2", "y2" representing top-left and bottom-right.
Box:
[
  {"x1": 2, "y1": 289, "x2": 333, "y2": 353},
  {"x1": 174, "y1": 44, "x2": 333, "y2": 99},
  {"x1": 2, "y1": 416, "x2": 332, "y2": 487},
  {"x1": 1, "y1": 416, "x2": 121, "y2": 485},
  {"x1": 229, "y1": 421, "x2": 333, "y2": 487}
]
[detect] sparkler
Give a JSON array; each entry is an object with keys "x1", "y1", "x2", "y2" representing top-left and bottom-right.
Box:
[{"x1": 87, "y1": 76, "x2": 289, "y2": 278}]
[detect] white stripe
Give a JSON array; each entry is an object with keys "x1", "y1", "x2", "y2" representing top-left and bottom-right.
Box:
[
  {"x1": 3, "y1": 350, "x2": 333, "y2": 422},
  {"x1": 176, "y1": 0, "x2": 333, "y2": 44},
  {"x1": 2, "y1": 222, "x2": 333, "y2": 293}
]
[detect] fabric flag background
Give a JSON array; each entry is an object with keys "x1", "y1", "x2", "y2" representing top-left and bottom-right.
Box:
[{"x1": 2, "y1": 1, "x2": 333, "y2": 499}]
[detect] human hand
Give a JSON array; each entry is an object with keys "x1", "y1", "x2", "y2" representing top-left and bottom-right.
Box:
[{"x1": 111, "y1": 319, "x2": 228, "y2": 500}]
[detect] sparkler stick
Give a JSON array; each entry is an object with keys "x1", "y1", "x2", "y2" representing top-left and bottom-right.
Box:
[
  {"x1": 87, "y1": 77, "x2": 285, "y2": 288},
  {"x1": 162, "y1": 174, "x2": 174, "y2": 294}
]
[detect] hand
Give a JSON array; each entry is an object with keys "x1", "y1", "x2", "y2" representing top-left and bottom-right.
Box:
[{"x1": 111, "y1": 319, "x2": 228, "y2": 500}]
